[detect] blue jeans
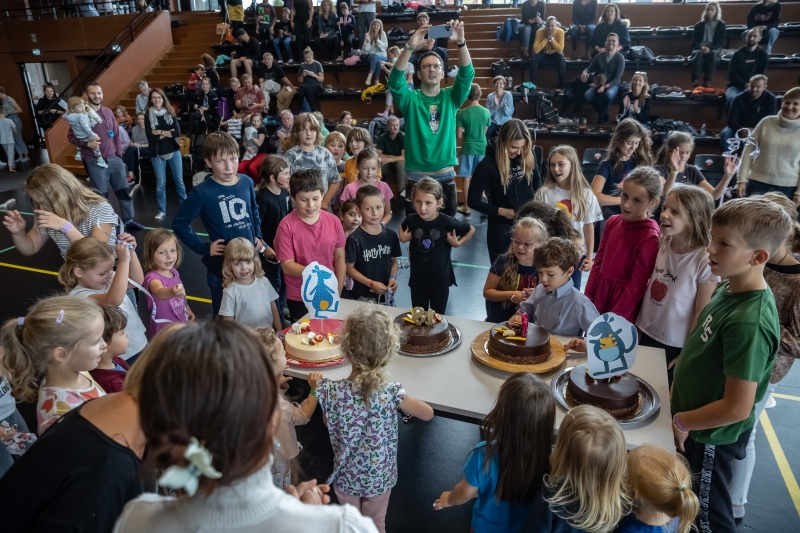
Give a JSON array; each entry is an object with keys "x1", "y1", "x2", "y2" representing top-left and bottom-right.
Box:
[
  {"x1": 207, "y1": 270, "x2": 224, "y2": 317},
  {"x1": 584, "y1": 84, "x2": 619, "y2": 122},
  {"x1": 520, "y1": 24, "x2": 542, "y2": 51},
  {"x1": 745, "y1": 179, "x2": 796, "y2": 201},
  {"x1": 763, "y1": 27, "x2": 779, "y2": 55},
  {"x1": 273, "y1": 37, "x2": 293, "y2": 62},
  {"x1": 569, "y1": 24, "x2": 595, "y2": 54},
  {"x1": 720, "y1": 126, "x2": 737, "y2": 152},
  {"x1": 151, "y1": 153, "x2": 187, "y2": 213},
  {"x1": 368, "y1": 52, "x2": 387, "y2": 77},
  {"x1": 726, "y1": 86, "x2": 745, "y2": 112}
]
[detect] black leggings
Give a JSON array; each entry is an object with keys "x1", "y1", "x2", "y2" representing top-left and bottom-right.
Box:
[
  {"x1": 298, "y1": 85, "x2": 323, "y2": 112},
  {"x1": 294, "y1": 18, "x2": 312, "y2": 60},
  {"x1": 315, "y1": 34, "x2": 341, "y2": 60},
  {"x1": 410, "y1": 286, "x2": 450, "y2": 315},
  {"x1": 638, "y1": 331, "x2": 682, "y2": 387}
]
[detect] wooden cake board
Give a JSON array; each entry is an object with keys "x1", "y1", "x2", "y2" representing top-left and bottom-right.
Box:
[{"x1": 471, "y1": 331, "x2": 567, "y2": 374}]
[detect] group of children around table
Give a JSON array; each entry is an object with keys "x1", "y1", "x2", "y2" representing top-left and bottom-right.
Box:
[{"x1": 1, "y1": 115, "x2": 798, "y2": 533}]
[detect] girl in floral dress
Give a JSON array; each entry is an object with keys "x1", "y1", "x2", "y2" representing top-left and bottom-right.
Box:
[{"x1": 316, "y1": 307, "x2": 434, "y2": 533}]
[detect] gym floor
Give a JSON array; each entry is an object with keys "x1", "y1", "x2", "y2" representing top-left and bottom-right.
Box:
[{"x1": 0, "y1": 154, "x2": 798, "y2": 532}]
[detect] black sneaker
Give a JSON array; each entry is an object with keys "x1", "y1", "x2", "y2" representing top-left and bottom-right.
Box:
[{"x1": 124, "y1": 219, "x2": 146, "y2": 230}]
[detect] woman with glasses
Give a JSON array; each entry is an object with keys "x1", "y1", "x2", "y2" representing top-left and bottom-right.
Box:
[
  {"x1": 468, "y1": 119, "x2": 542, "y2": 265},
  {"x1": 145, "y1": 88, "x2": 187, "y2": 220}
]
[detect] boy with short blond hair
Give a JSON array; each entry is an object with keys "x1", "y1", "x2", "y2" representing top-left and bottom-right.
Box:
[
  {"x1": 172, "y1": 131, "x2": 264, "y2": 316},
  {"x1": 274, "y1": 169, "x2": 346, "y2": 322},
  {"x1": 513, "y1": 237, "x2": 599, "y2": 336},
  {"x1": 671, "y1": 196, "x2": 793, "y2": 533}
]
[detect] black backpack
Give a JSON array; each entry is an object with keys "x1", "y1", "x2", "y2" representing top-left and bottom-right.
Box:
[
  {"x1": 628, "y1": 46, "x2": 655, "y2": 62},
  {"x1": 386, "y1": 2, "x2": 405, "y2": 13},
  {"x1": 490, "y1": 60, "x2": 510, "y2": 79},
  {"x1": 387, "y1": 26, "x2": 407, "y2": 39}
]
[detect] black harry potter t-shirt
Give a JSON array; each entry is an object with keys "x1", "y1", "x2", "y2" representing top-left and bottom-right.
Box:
[
  {"x1": 401, "y1": 213, "x2": 472, "y2": 290},
  {"x1": 345, "y1": 226, "x2": 402, "y2": 300}
]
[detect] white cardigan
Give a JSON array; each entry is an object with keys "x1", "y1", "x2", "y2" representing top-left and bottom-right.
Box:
[
  {"x1": 738, "y1": 113, "x2": 800, "y2": 194},
  {"x1": 113, "y1": 463, "x2": 378, "y2": 533},
  {"x1": 362, "y1": 32, "x2": 388, "y2": 54}
]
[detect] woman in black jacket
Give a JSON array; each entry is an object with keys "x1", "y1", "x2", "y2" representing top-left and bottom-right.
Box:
[
  {"x1": 590, "y1": 3, "x2": 630, "y2": 56},
  {"x1": 314, "y1": 0, "x2": 340, "y2": 61},
  {"x1": 189, "y1": 77, "x2": 220, "y2": 134},
  {"x1": 690, "y1": 1, "x2": 726, "y2": 87},
  {"x1": 35, "y1": 83, "x2": 64, "y2": 131},
  {"x1": 145, "y1": 88, "x2": 187, "y2": 220},
  {"x1": 468, "y1": 119, "x2": 542, "y2": 265},
  {"x1": 617, "y1": 72, "x2": 651, "y2": 124}
]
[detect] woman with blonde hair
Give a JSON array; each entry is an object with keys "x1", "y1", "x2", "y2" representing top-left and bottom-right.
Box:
[
  {"x1": 2, "y1": 163, "x2": 119, "y2": 258},
  {"x1": 468, "y1": 119, "x2": 541, "y2": 264},
  {"x1": 363, "y1": 19, "x2": 388, "y2": 87},
  {"x1": 617, "y1": 72, "x2": 651, "y2": 124},
  {"x1": 690, "y1": 1, "x2": 725, "y2": 88},
  {"x1": 297, "y1": 47, "x2": 325, "y2": 112},
  {"x1": 315, "y1": 0, "x2": 341, "y2": 61}
]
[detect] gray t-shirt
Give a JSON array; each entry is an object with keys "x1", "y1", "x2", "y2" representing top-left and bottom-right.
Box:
[
  {"x1": 219, "y1": 276, "x2": 279, "y2": 329},
  {"x1": 284, "y1": 145, "x2": 341, "y2": 193},
  {"x1": 298, "y1": 61, "x2": 324, "y2": 88}
]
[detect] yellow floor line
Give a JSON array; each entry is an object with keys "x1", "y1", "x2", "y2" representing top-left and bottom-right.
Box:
[
  {"x1": 772, "y1": 393, "x2": 800, "y2": 402},
  {"x1": 0, "y1": 262, "x2": 212, "y2": 304},
  {"x1": 760, "y1": 411, "x2": 800, "y2": 517}
]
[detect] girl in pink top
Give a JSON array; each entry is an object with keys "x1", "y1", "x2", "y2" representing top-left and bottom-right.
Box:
[
  {"x1": 339, "y1": 148, "x2": 393, "y2": 225},
  {"x1": 585, "y1": 167, "x2": 662, "y2": 324},
  {"x1": 142, "y1": 229, "x2": 195, "y2": 338}
]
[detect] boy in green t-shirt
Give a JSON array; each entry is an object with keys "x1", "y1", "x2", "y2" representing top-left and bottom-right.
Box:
[
  {"x1": 671, "y1": 197, "x2": 793, "y2": 533},
  {"x1": 456, "y1": 83, "x2": 491, "y2": 216}
]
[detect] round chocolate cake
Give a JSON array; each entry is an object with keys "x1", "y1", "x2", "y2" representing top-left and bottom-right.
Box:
[
  {"x1": 395, "y1": 313, "x2": 452, "y2": 354},
  {"x1": 488, "y1": 323, "x2": 552, "y2": 365},
  {"x1": 565, "y1": 364, "x2": 642, "y2": 419}
]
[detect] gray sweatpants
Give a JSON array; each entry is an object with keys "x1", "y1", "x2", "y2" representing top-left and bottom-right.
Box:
[{"x1": 85, "y1": 156, "x2": 135, "y2": 222}]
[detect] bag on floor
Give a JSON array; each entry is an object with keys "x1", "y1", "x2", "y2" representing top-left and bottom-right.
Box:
[
  {"x1": 216, "y1": 22, "x2": 228, "y2": 35},
  {"x1": 386, "y1": 3, "x2": 405, "y2": 14},
  {"x1": 490, "y1": 60, "x2": 510, "y2": 79},
  {"x1": 177, "y1": 135, "x2": 191, "y2": 157},
  {"x1": 361, "y1": 83, "x2": 386, "y2": 104},
  {"x1": 533, "y1": 96, "x2": 559, "y2": 124},
  {"x1": 496, "y1": 18, "x2": 520, "y2": 43},
  {"x1": 628, "y1": 46, "x2": 655, "y2": 62}
]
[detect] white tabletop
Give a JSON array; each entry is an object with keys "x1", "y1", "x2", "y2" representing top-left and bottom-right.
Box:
[{"x1": 285, "y1": 299, "x2": 675, "y2": 451}]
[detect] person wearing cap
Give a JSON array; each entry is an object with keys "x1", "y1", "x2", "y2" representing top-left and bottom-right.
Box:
[{"x1": 231, "y1": 28, "x2": 262, "y2": 80}]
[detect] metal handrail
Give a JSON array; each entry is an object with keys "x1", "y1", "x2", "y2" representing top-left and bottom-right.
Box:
[
  {"x1": 40, "y1": 0, "x2": 161, "y2": 117},
  {"x1": 1, "y1": 0, "x2": 154, "y2": 22}
]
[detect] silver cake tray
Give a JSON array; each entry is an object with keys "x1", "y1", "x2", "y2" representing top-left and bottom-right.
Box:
[
  {"x1": 550, "y1": 366, "x2": 661, "y2": 430},
  {"x1": 398, "y1": 323, "x2": 462, "y2": 358}
]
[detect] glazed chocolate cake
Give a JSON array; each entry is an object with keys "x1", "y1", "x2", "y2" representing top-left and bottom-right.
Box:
[
  {"x1": 565, "y1": 364, "x2": 642, "y2": 419},
  {"x1": 395, "y1": 311, "x2": 452, "y2": 354},
  {"x1": 488, "y1": 323, "x2": 552, "y2": 365}
]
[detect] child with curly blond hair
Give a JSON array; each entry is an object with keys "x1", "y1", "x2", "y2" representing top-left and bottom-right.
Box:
[{"x1": 316, "y1": 307, "x2": 434, "y2": 532}]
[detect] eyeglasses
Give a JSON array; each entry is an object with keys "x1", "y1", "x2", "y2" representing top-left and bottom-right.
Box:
[
  {"x1": 512, "y1": 239, "x2": 540, "y2": 250},
  {"x1": 420, "y1": 63, "x2": 442, "y2": 71}
]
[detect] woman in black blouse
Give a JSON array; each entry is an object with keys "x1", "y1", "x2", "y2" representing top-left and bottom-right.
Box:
[
  {"x1": 569, "y1": 0, "x2": 597, "y2": 59},
  {"x1": 35, "y1": 83, "x2": 64, "y2": 131},
  {"x1": 617, "y1": 72, "x2": 651, "y2": 124},
  {"x1": 314, "y1": 0, "x2": 340, "y2": 61},
  {"x1": 590, "y1": 3, "x2": 630, "y2": 56},
  {"x1": 690, "y1": 1, "x2": 726, "y2": 88}
]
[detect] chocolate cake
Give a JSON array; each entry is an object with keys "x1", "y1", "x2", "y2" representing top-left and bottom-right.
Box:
[
  {"x1": 395, "y1": 312, "x2": 452, "y2": 354},
  {"x1": 565, "y1": 364, "x2": 642, "y2": 419},
  {"x1": 488, "y1": 323, "x2": 552, "y2": 365}
]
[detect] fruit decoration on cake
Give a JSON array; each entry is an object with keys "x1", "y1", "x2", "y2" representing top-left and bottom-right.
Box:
[
  {"x1": 395, "y1": 307, "x2": 452, "y2": 354},
  {"x1": 487, "y1": 315, "x2": 552, "y2": 365},
  {"x1": 284, "y1": 318, "x2": 343, "y2": 362}
]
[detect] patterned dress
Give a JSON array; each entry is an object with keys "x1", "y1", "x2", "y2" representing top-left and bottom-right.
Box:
[{"x1": 37, "y1": 372, "x2": 105, "y2": 434}]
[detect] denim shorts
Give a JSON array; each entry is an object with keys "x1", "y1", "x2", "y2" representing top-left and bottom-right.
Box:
[
  {"x1": 406, "y1": 169, "x2": 457, "y2": 185},
  {"x1": 459, "y1": 154, "x2": 484, "y2": 178}
]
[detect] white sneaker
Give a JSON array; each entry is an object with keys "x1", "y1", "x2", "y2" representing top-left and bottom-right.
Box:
[
  {"x1": 447, "y1": 67, "x2": 458, "y2": 78},
  {"x1": 277, "y1": 59, "x2": 283, "y2": 64},
  {"x1": 288, "y1": 59, "x2": 294, "y2": 64},
  {"x1": 155, "y1": 212, "x2": 166, "y2": 220},
  {"x1": 75, "y1": 153, "x2": 82, "y2": 161},
  {"x1": 766, "y1": 395, "x2": 777, "y2": 409}
]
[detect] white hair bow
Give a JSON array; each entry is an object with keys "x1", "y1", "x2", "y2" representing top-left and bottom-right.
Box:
[{"x1": 157, "y1": 437, "x2": 222, "y2": 496}]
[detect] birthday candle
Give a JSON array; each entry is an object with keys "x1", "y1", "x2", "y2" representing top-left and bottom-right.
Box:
[{"x1": 521, "y1": 314, "x2": 528, "y2": 339}]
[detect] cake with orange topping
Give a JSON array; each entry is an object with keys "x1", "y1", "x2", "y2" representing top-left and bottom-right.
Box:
[
  {"x1": 488, "y1": 322, "x2": 552, "y2": 365},
  {"x1": 394, "y1": 308, "x2": 452, "y2": 354}
]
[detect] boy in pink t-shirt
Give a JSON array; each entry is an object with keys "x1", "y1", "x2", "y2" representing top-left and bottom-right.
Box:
[{"x1": 274, "y1": 169, "x2": 347, "y2": 322}]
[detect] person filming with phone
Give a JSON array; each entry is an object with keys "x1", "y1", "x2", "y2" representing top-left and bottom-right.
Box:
[{"x1": 390, "y1": 19, "x2": 474, "y2": 217}]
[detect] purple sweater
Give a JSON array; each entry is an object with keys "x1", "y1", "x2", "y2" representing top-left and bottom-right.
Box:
[{"x1": 67, "y1": 105, "x2": 123, "y2": 160}]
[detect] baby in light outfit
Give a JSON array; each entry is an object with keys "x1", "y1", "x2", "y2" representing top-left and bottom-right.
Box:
[{"x1": 65, "y1": 96, "x2": 108, "y2": 168}]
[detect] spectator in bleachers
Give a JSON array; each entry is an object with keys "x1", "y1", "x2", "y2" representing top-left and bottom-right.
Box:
[
  {"x1": 736, "y1": 87, "x2": 800, "y2": 200},
  {"x1": 123, "y1": 113, "x2": 149, "y2": 182},
  {"x1": 274, "y1": 8, "x2": 295, "y2": 64},
  {"x1": 235, "y1": 74, "x2": 267, "y2": 115},
  {"x1": 376, "y1": 116, "x2": 406, "y2": 202},
  {"x1": 590, "y1": 3, "x2": 630, "y2": 57},
  {"x1": 270, "y1": 109, "x2": 294, "y2": 154},
  {"x1": 617, "y1": 71, "x2": 651, "y2": 124},
  {"x1": 530, "y1": 16, "x2": 566, "y2": 90},
  {"x1": 135, "y1": 80, "x2": 149, "y2": 116},
  {"x1": 391, "y1": 18, "x2": 474, "y2": 217},
  {"x1": 409, "y1": 12, "x2": 454, "y2": 79},
  {"x1": 569, "y1": 0, "x2": 597, "y2": 59},
  {"x1": 727, "y1": 28, "x2": 769, "y2": 107},
  {"x1": 230, "y1": 28, "x2": 261, "y2": 80},
  {"x1": 254, "y1": 0, "x2": 277, "y2": 57},
  {"x1": 354, "y1": 0, "x2": 377, "y2": 49},
  {"x1": 580, "y1": 33, "x2": 625, "y2": 124},
  {"x1": 690, "y1": 1, "x2": 726, "y2": 89},
  {"x1": 339, "y1": 110, "x2": 353, "y2": 127},
  {"x1": 190, "y1": 77, "x2": 220, "y2": 135},
  {"x1": 486, "y1": 76, "x2": 514, "y2": 141},
  {"x1": 202, "y1": 53, "x2": 221, "y2": 91},
  {"x1": 456, "y1": 83, "x2": 491, "y2": 216},
  {"x1": 519, "y1": 0, "x2": 546, "y2": 59},
  {"x1": 721, "y1": 74, "x2": 776, "y2": 151},
  {"x1": 338, "y1": 3, "x2": 356, "y2": 58},
  {"x1": 747, "y1": 0, "x2": 781, "y2": 56},
  {"x1": 292, "y1": 0, "x2": 313, "y2": 62},
  {"x1": 315, "y1": 0, "x2": 341, "y2": 62},
  {"x1": 297, "y1": 48, "x2": 325, "y2": 112},
  {"x1": 363, "y1": 19, "x2": 388, "y2": 87},
  {"x1": 258, "y1": 52, "x2": 293, "y2": 112},
  {"x1": 227, "y1": 0, "x2": 245, "y2": 32}
]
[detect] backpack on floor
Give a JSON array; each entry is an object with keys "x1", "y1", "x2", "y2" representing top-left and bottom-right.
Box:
[
  {"x1": 177, "y1": 135, "x2": 191, "y2": 157},
  {"x1": 496, "y1": 18, "x2": 520, "y2": 43},
  {"x1": 490, "y1": 60, "x2": 511, "y2": 79}
]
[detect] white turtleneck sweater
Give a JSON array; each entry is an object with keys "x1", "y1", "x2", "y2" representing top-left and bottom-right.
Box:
[
  {"x1": 112, "y1": 463, "x2": 378, "y2": 533},
  {"x1": 738, "y1": 113, "x2": 800, "y2": 194}
]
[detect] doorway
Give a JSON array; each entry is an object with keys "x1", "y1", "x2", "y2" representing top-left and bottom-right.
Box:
[{"x1": 20, "y1": 62, "x2": 72, "y2": 146}]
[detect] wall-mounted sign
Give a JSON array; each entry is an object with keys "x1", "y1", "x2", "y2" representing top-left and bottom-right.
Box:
[{"x1": 32, "y1": 49, "x2": 41, "y2": 56}]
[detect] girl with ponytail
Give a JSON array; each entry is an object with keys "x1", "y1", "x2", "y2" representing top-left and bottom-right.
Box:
[
  {"x1": 619, "y1": 444, "x2": 699, "y2": 533},
  {"x1": 0, "y1": 295, "x2": 106, "y2": 434},
  {"x1": 316, "y1": 307, "x2": 434, "y2": 533}
]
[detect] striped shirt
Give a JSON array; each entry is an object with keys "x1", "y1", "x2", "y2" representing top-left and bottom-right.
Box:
[{"x1": 38, "y1": 201, "x2": 119, "y2": 258}]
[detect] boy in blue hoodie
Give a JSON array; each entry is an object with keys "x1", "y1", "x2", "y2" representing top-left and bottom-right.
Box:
[{"x1": 172, "y1": 131, "x2": 264, "y2": 316}]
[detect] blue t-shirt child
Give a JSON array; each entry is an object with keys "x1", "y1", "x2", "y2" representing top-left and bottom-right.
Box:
[{"x1": 464, "y1": 441, "x2": 532, "y2": 533}]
